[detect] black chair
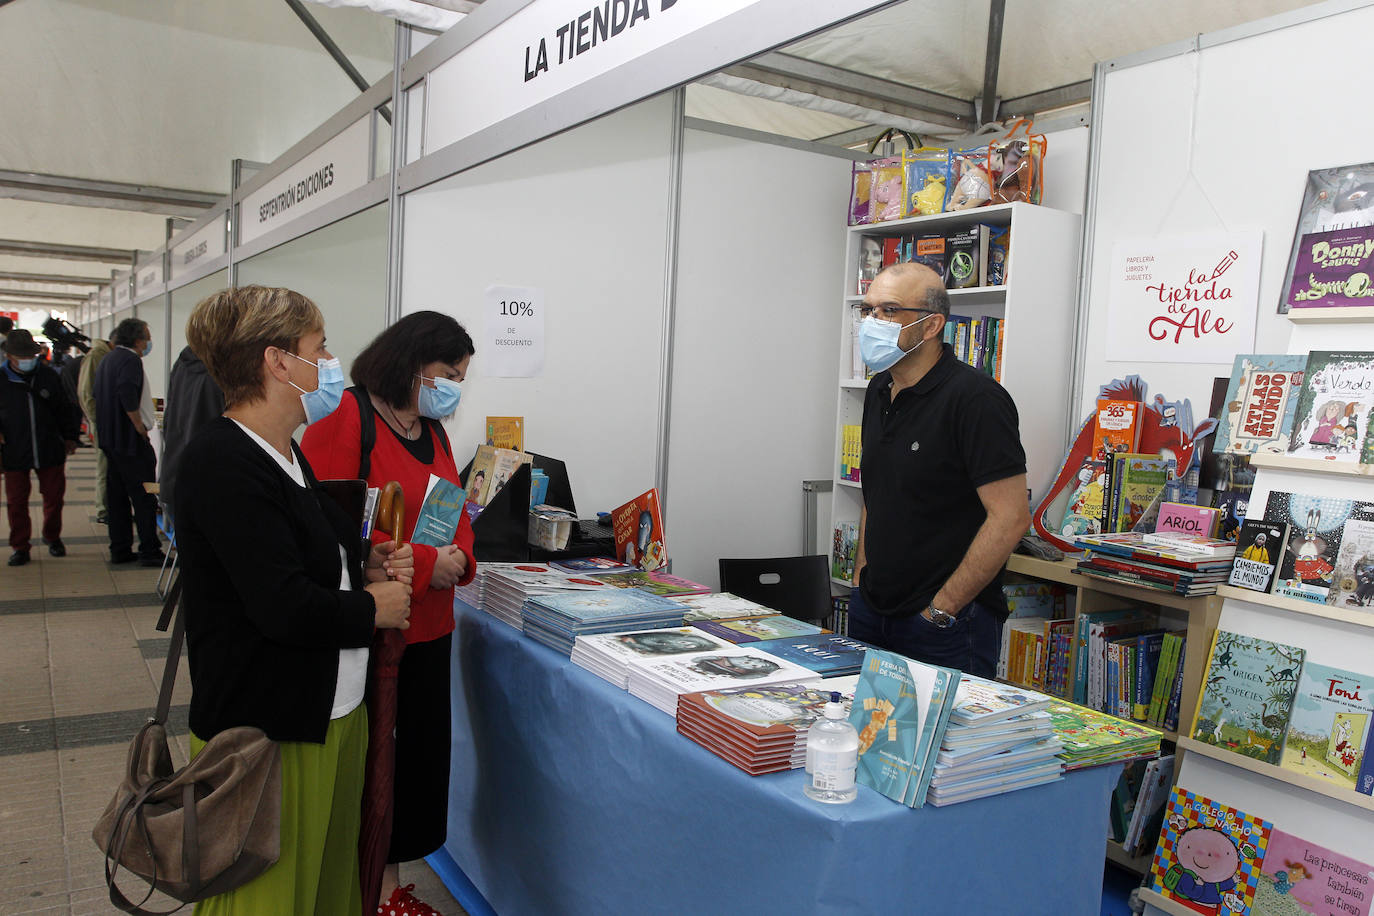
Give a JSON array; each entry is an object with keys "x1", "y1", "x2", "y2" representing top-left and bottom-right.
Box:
[{"x1": 717, "y1": 555, "x2": 832, "y2": 625}]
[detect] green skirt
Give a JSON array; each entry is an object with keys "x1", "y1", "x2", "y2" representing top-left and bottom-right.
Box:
[{"x1": 191, "y1": 705, "x2": 368, "y2": 916}]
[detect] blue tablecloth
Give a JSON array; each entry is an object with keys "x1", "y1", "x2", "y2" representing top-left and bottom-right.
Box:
[{"x1": 439, "y1": 601, "x2": 1116, "y2": 916}]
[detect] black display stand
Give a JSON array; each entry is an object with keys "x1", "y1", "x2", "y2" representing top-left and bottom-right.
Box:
[{"x1": 459, "y1": 451, "x2": 613, "y2": 562}]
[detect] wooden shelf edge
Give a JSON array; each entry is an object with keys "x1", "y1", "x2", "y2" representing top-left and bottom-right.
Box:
[
  {"x1": 1215, "y1": 585, "x2": 1374, "y2": 628},
  {"x1": 1284, "y1": 306, "x2": 1374, "y2": 323},
  {"x1": 835, "y1": 479, "x2": 862, "y2": 490},
  {"x1": 847, "y1": 202, "x2": 1018, "y2": 234},
  {"x1": 1105, "y1": 839, "x2": 1153, "y2": 874},
  {"x1": 1176, "y1": 737, "x2": 1374, "y2": 812},
  {"x1": 1004, "y1": 555, "x2": 1220, "y2": 612},
  {"x1": 1138, "y1": 888, "x2": 1202, "y2": 916},
  {"x1": 1248, "y1": 451, "x2": 1374, "y2": 475}
]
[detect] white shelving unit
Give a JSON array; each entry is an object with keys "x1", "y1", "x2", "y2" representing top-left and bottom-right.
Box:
[{"x1": 826, "y1": 202, "x2": 1082, "y2": 587}]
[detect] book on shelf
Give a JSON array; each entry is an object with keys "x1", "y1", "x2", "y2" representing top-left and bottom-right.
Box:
[
  {"x1": 1148, "y1": 787, "x2": 1272, "y2": 916},
  {"x1": 1108, "y1": 758, "x2": 1149, "y2": 847},
  {"x1": 848, "y1": 648, "x2": 961, "y2": 808},
  {"x1": 484, "y1": 416, "x2": 524, "y2": 451},
  {"x1": 839, "y1": 424, "x2": 862, "y2": 482},
  {"x1": 1286, "y1": 351, "x2": 1374, "y2": 463},
  {"x1": 1110, "y1": 454, "x2": 1174, "y2": 533},
  {"x1": 944, "y1": 224, "x2": 988, "y2": 289},
  {"x1": 610, "y1": 487, "x2": 667, "y2": 570},
  {"x1": 832, "y1": 522, "x2": 858, "y2": 581},
  {"x1": 1279, "y1": 161, "x2": 1374, "y2": 315},
  {"x1": 1326, "y1": 516, "x2": 1374, "y2": 611},
  {"x1": 751, "y1": 633, "x2": 874, "y2": 678},
  {"x1": 1124, "y1": 754, "x2": 1175, "y2": 857},
  {"x1": 1287, "y1": 225, "x2": 1374, "y2": 310},
  {"x1": 692, "y1": 615, "x2": 825, "y2": 644},
  {"x1": 1227, "y1": 519, "x2": 1290, "y2": 594},
  {"x1": 1279, "y1": 661, "x2": 1372, "y2": 791},
  {"x1": 1265, "y1": 490, "x2": 1374, "y2": 604},
  {"x1": 1189, "y1": 629, "x2": 1306, "y2": 766},
  {"x1": 1156, "y1": 502, "x2": 1221, "y2": 539},
  {"x1": 1257, "y1": 828, "x2": 1374, "y2": 916},
  {"x1": 998, "y1": 582, "x2": 1066, "y2": 684},
  {"x1": 909, "y1": 233, "x2": 947, "y2": 276},
  {"x1": 1212, "y1": 354, "x2": 1308, "y2": 456},
  {"x1": 1058, "y1": 399, "x2": 1143, "y2": 537}
]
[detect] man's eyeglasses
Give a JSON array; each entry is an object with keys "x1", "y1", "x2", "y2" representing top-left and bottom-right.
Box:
[{"x1": 852, "y1": 304, "x2": 936, "y2": 321}]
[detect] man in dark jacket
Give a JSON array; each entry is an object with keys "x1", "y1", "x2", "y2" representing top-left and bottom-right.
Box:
[
  {"x1": 160, "y1": 345, "x2": 225, "y2": 524},
  {"x1": 0, "y1": 330, "x2": 81, "y2": 566},
  {"x1": 94, "y1": 318, "x2": 163, "y2": 566}
]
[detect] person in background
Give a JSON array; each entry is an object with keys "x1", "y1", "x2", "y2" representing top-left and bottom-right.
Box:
[
  {"x1": 60, "y1": 348, "x2": 84, "y2": 433},
  {"x1": 0, "y1": 330, "x2": 80, "y2": 566},
  {"x1": 78, "y1": 335, "x2": 114, "y2": 523},
  {"x1": 177, "y1": 285, "x2": 414, "y2": 916},
  {"x1": 160, "y1": 344, "x2": 226, "y2": 524},
  {"x1": 301, "y1": 310, "x2": 477, "y2": 916},
  {"x1": 0, "y1": 315, "x2": 12, "y2": 346},
  {"x1": 850, "y1": 262, "x2": 1030, "y2": 678},
  {"x1": 94, "y1": 318, "x2": 163, "y2": 565}
]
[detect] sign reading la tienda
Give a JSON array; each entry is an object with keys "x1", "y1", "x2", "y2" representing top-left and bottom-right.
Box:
[{"x1": 1107, "y1": 231, "x2": 1263, "y2": 364}]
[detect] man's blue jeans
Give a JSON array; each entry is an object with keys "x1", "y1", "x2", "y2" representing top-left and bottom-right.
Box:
[{"x1": 848, "y1": 587, "x2": 1001, "y2": 678}]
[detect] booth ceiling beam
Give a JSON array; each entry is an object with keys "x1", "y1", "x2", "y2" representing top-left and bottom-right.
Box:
[
  {"x1": 285, "y1": 0, "x2": 393, "y2": 124},
  {"x1": 1000, "y1": 80, "x2": 1092, "y2": 118},
  {"x1": 723, "y1": 52, "x2": 974, "y2": 131},
  {"x1": 0, "y1": 287, "x2": 90, "y2": 303},
  {"x1": 0, "y1": 270, "x2": 106, "y2": 287},
  {"x1": 0, "y1": 170, "x2": 220, "y2": 218},
  {"x1": 978, "y1": 0, "x2": 1006, "y2": 126},
  {"x1": 0, "y1": 239, "x2": 136, "y2": 264}
]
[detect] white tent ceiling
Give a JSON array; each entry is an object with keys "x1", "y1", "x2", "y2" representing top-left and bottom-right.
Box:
[{"x1": 0, "y1": 0, "x2": 1327, "y2": 323}]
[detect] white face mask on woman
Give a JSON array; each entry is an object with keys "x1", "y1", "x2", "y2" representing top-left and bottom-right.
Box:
[{"x1": 284, "y1": 352, "x2": 345, "y2": 425}]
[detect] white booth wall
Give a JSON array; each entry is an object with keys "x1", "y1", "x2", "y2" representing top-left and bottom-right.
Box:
[
  {"x1": 135, "y1": 301, "x2": 168, "y2": 399},
  {"x1": 168, "y1": 272, "x2": 228, "y2": 390},
  {"x1": 235, "y1": 203, "x2": 390, "y2": 379}
]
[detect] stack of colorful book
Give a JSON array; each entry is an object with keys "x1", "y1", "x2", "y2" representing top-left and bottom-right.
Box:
[
  {"x1": 691, "y1": 615, "x2": 824, "y2": 644},
  {"x1": 927, "y1": 676, "x2": 1062, "y2": 806},
  {"x1": 481, "y1": 565, "x2": 611, "y2": 629},
  {"x1": 753, "y1": 633, "x2": 876, "y2": 678},
  {"x1": 1073, "y1": 531, "x2": 1235, "y2": 596},
  {"x1": 571, "y1": 627, "x2": 733, "y2": 688},
  {"x1": 626, "y1": 647, "x2": 820, "y2": 715},
  {"x1": 1047, "y1": 700, "x2": 1162, "y2": 770},
  {"x1": 456, "y1": 561, "x2": 562, "y2": 615},
  {"x1": 521, "y1": 589, "x2": 688, "y2": 656},
  {"x1": 675, "y1": 677, "x2": 859, "y2": 775},
  {"x1": 675, "y1": 592, "x2": 776, "y2": 623}
]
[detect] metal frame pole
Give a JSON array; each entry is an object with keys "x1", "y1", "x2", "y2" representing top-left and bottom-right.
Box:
[{"x1": 653, "y1": 88, "x2": 686, "y2": 518}]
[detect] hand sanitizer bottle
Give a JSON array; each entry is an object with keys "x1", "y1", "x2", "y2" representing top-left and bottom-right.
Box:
[{"x1": 803, "y1": 692, "x2": 858, "y2": 804}]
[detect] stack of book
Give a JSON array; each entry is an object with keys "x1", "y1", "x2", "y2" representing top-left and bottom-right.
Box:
[
  {"x1": 1047, "y1": 700, "x2": 1162, "y2": 770},
  {"x1": 571, "y1": 627, "x2": 734, "y2": 688},
  {"x1": 692, "y1": 615, "x2": 824, "y2": 644},
  {"x1": 626, "y1": 647, "x2": 820, "y2": 715},
  {"x1": 753, "y1": 633, "x2": 875, "y2": 678},
  {"x1": 481, "y1": 565, "x2": 610, "y2": 629},
  {"x1": 583, "y1": 569, "x2": 712, "y2": 598},
  {"x1": 675, "y1": 592, "x2": 775, "y2": 623},
  {"x1": 926, "y1": 676, "x2": 1063, "y2": 806},
  {"x1": 1073, "y1": 531, "x2": 1235, "y2": 596},
  {"x1": 521, "y1": 589, "x2": 688, "y2": 656},
  {"x1": 675, "y1": 677, "x2": 859, "y2": 775}
]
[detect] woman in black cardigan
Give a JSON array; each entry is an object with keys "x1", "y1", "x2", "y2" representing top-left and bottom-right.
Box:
[{"x1": 175, "y1": 286, "x2": 413, "y2": 916}]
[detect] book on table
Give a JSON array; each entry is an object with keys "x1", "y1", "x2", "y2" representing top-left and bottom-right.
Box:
[
  {"x1": 626, "y1": 647, "x2": 822, "y2": 716},
  {"x1": 571, "y1": 627, "x2": 734, "y2": 689},
  {"x1": 585, "y1": 569, "x2": 711, "y2": 598},
  {"x1": 610, "y1": 487, "x2": 667, "y2": 570},
  {"x1": 692, "y1": 615, "x2": 825, "y2": 644},
  {"x1": 479, "y1": 564, "x2": 612, "y2": 628},
  {"x1": 751, "y1": 633, "x2": 875, "y2": 678},
  {"x1": 675, "y1": 592, "x2": 776, "y2": 622},
  {"x1": 522, "y1": 589, "x2": 688, "y2": 657},
  {"x1": 1046, "y1": 700, "x2": 1162, "y2": 770}
]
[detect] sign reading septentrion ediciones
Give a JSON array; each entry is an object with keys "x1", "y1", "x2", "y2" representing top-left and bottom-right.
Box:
[
  {"x1": 171, "y1": 214, "x2": 227, "y2": 282},
  {"x1": 238, "y1": 116, "x2": 372, "y2": 247},
  {"x1": 423, "y1": 0, "x2": 895, "y2": 160}
]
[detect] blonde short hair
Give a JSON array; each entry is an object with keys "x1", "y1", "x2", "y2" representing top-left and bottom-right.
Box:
[{"x1": 185, "y1": 286, "x2": 324, "y2": 407}]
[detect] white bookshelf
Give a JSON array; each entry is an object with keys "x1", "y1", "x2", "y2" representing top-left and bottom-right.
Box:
[{"x1": 827, "y1": 202, "x2": 1082, "y2": 588}]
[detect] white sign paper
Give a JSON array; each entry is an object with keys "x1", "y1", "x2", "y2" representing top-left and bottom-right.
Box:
[
  {"x1": 483, "y1": 284, "x2": 544, "y2": 377},
  {"x1": 1106, "y1": 231, "x2": 1263, "y2": 364}
]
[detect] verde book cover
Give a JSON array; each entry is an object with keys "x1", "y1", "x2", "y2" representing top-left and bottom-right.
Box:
[
  {"x1": 1279, "y1": 661, "x2": 1373, "y2": 790},
  {"x1": 1254, "y1": 829, "x2": 1374, "y2": 916},
  {"x1": 848, "y1": 648, "x2": 960, "y2": 808},
  {"x1": 1286, "y1": 351, "x2": 1374, "y2": 463},
  {"x1": 1213, "y1": 354, "x2": 1308, "y2": 455},
  {"x1": 1149, "y1": 786, "x2": 1272, "y2": 916},
  {"x1": 1190, "y1": 630, "x2": 1306, "y2": 766}
]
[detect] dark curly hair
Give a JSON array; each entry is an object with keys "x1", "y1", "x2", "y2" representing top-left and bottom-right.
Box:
[{"x1": 350, "y1": 311, "x2": 475, "y2": 409}]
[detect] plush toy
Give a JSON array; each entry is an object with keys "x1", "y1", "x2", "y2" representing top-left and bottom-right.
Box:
[
  {"x1": 911, "y1": 174, "x2": 948, "y2": 215},
  {"x1": 947, "y1": 161, "x2": 991, "y2": 210}
]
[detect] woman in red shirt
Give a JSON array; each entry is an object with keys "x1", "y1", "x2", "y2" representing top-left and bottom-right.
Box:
[{"x1": 301, "y1": 311, "x2": 476, "y2": 916}]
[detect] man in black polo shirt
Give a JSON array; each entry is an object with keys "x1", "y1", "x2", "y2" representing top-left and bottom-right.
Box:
[
  {"x1": 94, "y1": 317, "x2": 163, "y2": 566},
  {"x1": 851, "y1": 262, "x2": 1030, "y2": 677}
]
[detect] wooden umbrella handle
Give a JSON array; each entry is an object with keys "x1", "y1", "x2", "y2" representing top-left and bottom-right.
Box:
[{"x1": 375, "y1": 481, "x2": 405, "y2": 552}]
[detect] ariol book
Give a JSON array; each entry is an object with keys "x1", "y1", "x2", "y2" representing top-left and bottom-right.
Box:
[
  {"x1": 1149, "y1": 786, "x2": 1272, "y2": 916},
  {"x1": 1255, "y1": 829, "x2": 1374, "y2": 916},
  {"x1": 1287, "y1": 225, "x2": 1374, "y2": 310},
  {"x1": 1327, "y1": 517, "x2": 1374, "y2": 611},
  {"x1": 1190, "y1": 630, "x2": 1306, "y2": 766},
  {"x1": 1265, "y1": 491, "x2": 1374, "y2": 604},
  {"x1": 410, "y1": 475, "x2": 467, "y2": 548},
  {"x1": 1227, "y1": 520, "x2": 1289, "y2": 594},
  {"x1": 1158, "y1": 503, "x2": 1222, "y2": 539},
  {"x1": 484, "y1": 416, "x2": 524, "y2": 451},
  {"x1": 1280, "y1": 661, "x2": 1373, "y2": 790},
  {"x1": 1213, "y1": 354, "x2": 1308, "y2": 456},
  {"x1": 611, "y1": 488, "x2": 666, "y2": 570},
  {"x1": 848, "y1": 648, "x2": 960, "y2": 808},
  {"x1": 1287, "y1": 351, "x2": 1374, "y2": 463}
]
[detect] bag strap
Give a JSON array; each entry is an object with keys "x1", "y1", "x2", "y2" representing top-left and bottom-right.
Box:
[
  {"x1": 153, "y1": 575, "x2": 183, "y2": 726},
  {"x1": 350, "y1": 386, "x2": 377, "y2": 480}
]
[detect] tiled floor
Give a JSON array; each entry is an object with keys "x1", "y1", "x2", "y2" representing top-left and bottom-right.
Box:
[{"x1": 1, "y1": 448, "x2": 465, "y2": 915}]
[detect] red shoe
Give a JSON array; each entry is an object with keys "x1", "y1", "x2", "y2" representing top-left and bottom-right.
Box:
[{"x1": 377, "y1": 883, "x2": 443, "y2": 916}]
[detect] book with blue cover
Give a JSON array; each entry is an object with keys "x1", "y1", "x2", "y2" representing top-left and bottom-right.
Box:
[
  {"x1": 948, "y1": 674, "x2": 1052, "y2": 727},
  {"x1": 848, "y1": 648, "x2": 960, "y2": 808},
  {"x1": 751, "y1": 634, "x2": 874, "y2": 677},
  {"x1": 411, "y1": 475, "x2": 468, "y2": 547},
  {"x1": 526, "y1": 589, "x2": 687, "y2": 624}
]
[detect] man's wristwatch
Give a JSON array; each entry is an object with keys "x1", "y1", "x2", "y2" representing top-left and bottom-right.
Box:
[{"x1": 926, "y1": 604, "x2": 958, "y2": 629}]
